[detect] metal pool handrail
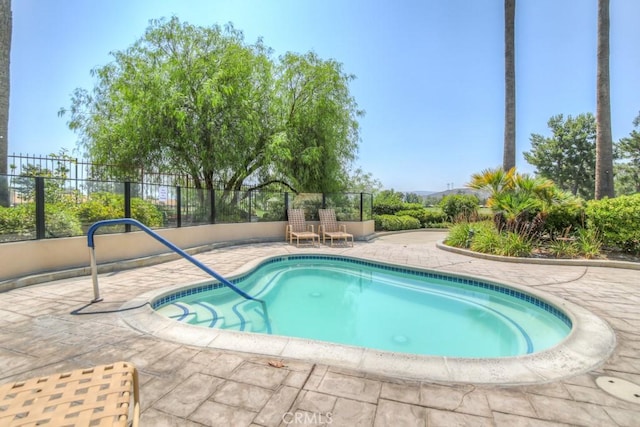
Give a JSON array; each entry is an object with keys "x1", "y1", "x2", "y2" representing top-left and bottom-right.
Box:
[{"x1": 86, "y1": 218, "x2": 271, "y2": 333}]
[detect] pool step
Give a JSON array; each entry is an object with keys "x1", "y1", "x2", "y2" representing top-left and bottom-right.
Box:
[
  {"x1": 157, "y1": 302, "x2": 224, "y2": 328},
  {"x1": 157, "y1": 300, "x2": 270, "y2": 333},
  {"x1": 157, "y1": 302, "x2": 196, "y2": 322}
]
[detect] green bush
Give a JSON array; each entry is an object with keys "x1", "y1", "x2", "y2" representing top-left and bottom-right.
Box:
[
  {"x1": 446, "y1": 221, "x2": 531, "y2": 257},
  {"x1": 576, "y1": 228, "x2": 602, "y2": 259},
  {"x1": 45, "y1": 204, "x2": 83, "y2": 237},
  {"x1": 0, "y1": 203, "x2": 83, "y2": 240},
  {"x1": 0, "y1": 204, "x2": 35, "y2": 240},
  {"x1": 372, "y1": 190, "x2": 405, "y2": 215},
  {"x1": 77, "y1": 192, "x2": 163, "y2": 228},
  {"x1": 586, "y1": 194, "x2": 640, "y2": 254},
  {"x1": 496, "y1": 232, "x2": 532, "y2": 257},
  {"x1": 77, "y1": 193, "x2": 122, "y2": 225},
  {"x1": 131, "y1": 198, "x2": 164, "y2": 226},
  {"x1": 469, "y1": 222, "x2": 502, "y2": 254},
  {"x1": 444, "y1": 222, "x2": 474, "y2": 248},
  {"x1": 396, "y1": 207, "x2": 446, "y2": 228},
  {"x1": 374, "y1": 214, "x2": 421, "y2": 231},
  {"x1": 544, "y1": 200, "x2": 585, "y2": 238},
  {"x1": 439, "y1": 194, "x2": 479, "y2": 222},
  {"x1": 548, "y1": 239, "x2": 579, "y2": 258}
]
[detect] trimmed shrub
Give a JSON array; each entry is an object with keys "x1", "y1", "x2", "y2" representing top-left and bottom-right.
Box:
[
  {"x1": 439, "y1": 194, "x2": 479, "y2": 222},
  {"x1": 374, "y1": 214, "x2": 421, "y2": 231},
  {"x1": 131, "y1": 197, "x2": 163, "y2": 227},
  {"x1": 396, "y1": 207, "x2": 446, "y2": 228},
  {"x1": 77, "y1": 192, "x2": 163, "y2": 228},
  {"x1": 45, "y1": 205, "x2": 83, "y2": 237},
  {"x1": 586, "y1": 194, "x2": 640, "y2": 254},
  {"x1": 0, "y1": 204, "x2": 35, "y2": 240},
  {"x1": 544, "y1": 201, "x2": 585, "y2": 238},
  {"x1": 372, "y1": 191, "x2": 405, "y2": 215}
]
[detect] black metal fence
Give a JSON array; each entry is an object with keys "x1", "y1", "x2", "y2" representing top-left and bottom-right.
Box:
[
  {"x1": 0, "y1": 173, "x2": 373, "y2": 243},
  {"x1": 7, "y1": 153, "x2": 197, "y2": 187}
]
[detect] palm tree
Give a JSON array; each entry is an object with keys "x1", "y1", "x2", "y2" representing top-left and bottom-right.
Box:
[
  {"x1": 503, "y1": 0, "x2": 516, "y2": 171},
  {"x1": 0, "y1": 0, "x2": 10, "y2": 207},
  {"x1": 469, "y1": 167, "x2": 570, "y2": 237},
  {"x1": 595, "y1": 0, "x2": 614, "y2": 199}
]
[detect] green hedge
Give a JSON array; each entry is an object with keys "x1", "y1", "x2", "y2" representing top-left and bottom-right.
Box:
[
  {"x1": 45, "y1": 204, "x2": 83, "y2": 237},
  {"x1": 586, "y1": 194, "x2": 640, "y2": 254},
  {"x1": 0, "y1": 203, "x2": 83, "y2": 240},
  {"x1": 374, "y1": 214, "x2": 421, "y2": 231},
  {"x1": 77, "y1": 192, "x2": 163, "y2": 227},
  {"x1": 0, "y1": 204, "x2": 35, "y2": 239},
  {"x1": 544, "y1": 201, "x2": 585, "y2": 237},
  {"x1": 396, "y1": 208, "x2": 446, "y2": 227}
]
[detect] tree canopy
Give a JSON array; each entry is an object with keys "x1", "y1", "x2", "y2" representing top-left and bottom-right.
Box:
[
  {"x1": 524, "y1": 113, "x2": 596, "y2": 199},
  {"x1": 614, "y1": 112, "x2": 640, "y2": 194},
  {"x1": 61, "y1": 17, "x2": 363, "y2": 194}
]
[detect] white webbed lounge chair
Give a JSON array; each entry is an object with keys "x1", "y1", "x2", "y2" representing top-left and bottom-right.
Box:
[
  {"x1": 286, "y1": 208, "x2": 319, "y2": 247},
  {"x1": 318, "y1": 209, "x2": 354, "y2": 247}
]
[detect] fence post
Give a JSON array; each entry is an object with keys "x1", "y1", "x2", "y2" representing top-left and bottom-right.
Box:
[
  {"x1": 369, "y1": 193, "x2": 373, "y2": 220},
  {"x1": 0, "y1": 175, "x2": 8, "y2": 208},
  {"x1": 210, "y1": 188, "x2": 216, "y2": 224},
  {"x1": 74, "y1": 160, "x2": 79, "y2": 202},
  {"x1": 124, "y1": 182, "x2": 132, "y2": 232},
  {"x1": 35, "y1": 177, "x2": 45, "y2": 239},
  {"x1": 322, "y1": 193, "x2": 326, "y2": 209},
  {"x1": 360, "y1": 193, "x2": 364, "y2": 222},
  {"x1": 284, "y1": 192, "x2": 289, "y2": 219},
  {"x1": 176, "y1": 186, "x2": 182, "y2": 228}
]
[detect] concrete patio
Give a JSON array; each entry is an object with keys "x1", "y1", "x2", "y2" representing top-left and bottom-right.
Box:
[{"x1": 0, "y1": 231, "x2": 638, "y2": 426}]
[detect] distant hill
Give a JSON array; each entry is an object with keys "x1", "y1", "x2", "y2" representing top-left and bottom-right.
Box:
[
  {"x1": 410, "y1": 188, "x2": 490, "y2": 202},
  {"x1": 408, "y1": 190, "x2": 436, "y2": 196}
]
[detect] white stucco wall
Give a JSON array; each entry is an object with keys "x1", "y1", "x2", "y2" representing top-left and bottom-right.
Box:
[{"x1": 0, "y1": 221, "x2": 375, "y2": 286}]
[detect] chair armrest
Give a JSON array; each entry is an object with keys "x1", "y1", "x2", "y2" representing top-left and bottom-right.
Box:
[
  {"x1": 340, "y1": 224, "x2": 347, "y2": 233},
  {"x1": 307, "y1": 224, "x2": 315, "y2": 232}
]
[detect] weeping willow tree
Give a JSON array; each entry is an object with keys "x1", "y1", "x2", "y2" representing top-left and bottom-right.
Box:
[{"x1": 61, "y1": 17, "x2": 363, "y2": 201}]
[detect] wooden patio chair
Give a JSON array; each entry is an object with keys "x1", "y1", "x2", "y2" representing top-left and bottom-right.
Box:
[
  {"x1": 319, "y1": 209, "x2": 354, "y2": 247},
  {"x1": 286, "y1": 209, "x2": 319, "y2": 247}
]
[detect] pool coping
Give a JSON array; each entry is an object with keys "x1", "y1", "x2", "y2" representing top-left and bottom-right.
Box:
[{"x1": 119, "y1": 253, "x2": 617, "y2": 385}]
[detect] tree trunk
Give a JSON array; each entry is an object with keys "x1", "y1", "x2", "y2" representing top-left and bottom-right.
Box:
[
  {"x1": 0, "y1": 0, "x2": 11, "y2": 207},
  {"x1": 595, "y1": 0, "x2": 614, "y2": 199},
  {"x1": 503, "y1": 0, "x2": 516, "y2": 171}
]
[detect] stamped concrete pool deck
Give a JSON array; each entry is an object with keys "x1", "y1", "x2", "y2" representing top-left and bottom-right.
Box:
[{"x1": 1, "y1": 231, "x2": 639, "y2": 426}]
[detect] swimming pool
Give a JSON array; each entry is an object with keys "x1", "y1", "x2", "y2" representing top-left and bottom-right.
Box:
[{"x1": 154, "y1": 255, "x2": 571, "y2": 358}]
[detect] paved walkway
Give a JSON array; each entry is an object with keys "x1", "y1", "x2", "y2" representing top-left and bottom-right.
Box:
[{"x1": 0, "y1": 231, "x2": 639, "y2": 426}]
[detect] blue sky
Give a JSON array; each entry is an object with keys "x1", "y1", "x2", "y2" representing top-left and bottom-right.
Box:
[{"x1": 8, "y1": 0, "x2": 640, "y2": 192}]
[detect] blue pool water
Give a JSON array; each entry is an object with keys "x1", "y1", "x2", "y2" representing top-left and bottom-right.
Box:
[{"x1": 154, "y1": 255, "x2": 571, "y2": 358}]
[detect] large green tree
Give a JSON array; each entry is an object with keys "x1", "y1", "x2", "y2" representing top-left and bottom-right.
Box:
[
  {"x1": 614, "y1": 113, "x2": 640, "y2": 194},
  {"x1": 524, "y1": 113, "x2": 596, "y2": 199},
  {"x1": 0, "y1": 0, "x2": 10, "y2": 207},
  {"x1": 595, "y1": 0, "x2": 614, "y2": 199},
  {"x1": 61, "y1": 17, "x2": 362, "y2": 196}
]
